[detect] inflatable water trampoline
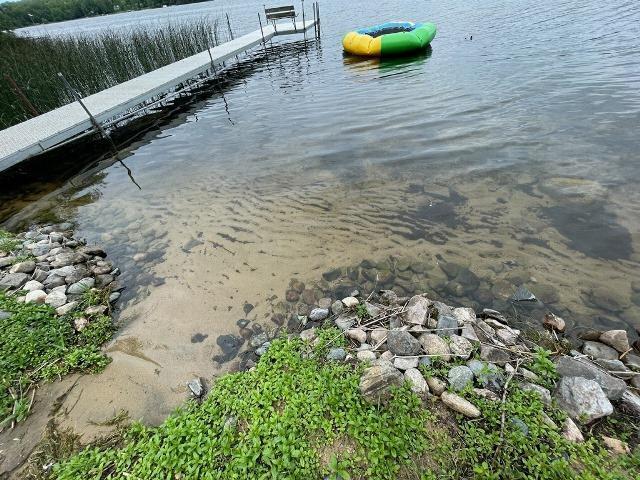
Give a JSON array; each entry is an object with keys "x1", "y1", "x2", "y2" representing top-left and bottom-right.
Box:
[{"x1": 343, "y1": 21, "x2": 436, "y2": 57}]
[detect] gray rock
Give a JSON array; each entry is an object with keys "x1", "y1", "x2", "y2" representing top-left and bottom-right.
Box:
[
  {"x1": 426, "y1": 376, "x2": 446, "y2": 396},
  {"x1": 562, "y1": 417, "x2": 584, "y2": 442},
  {"x1": 599, "y1": 330, "x2": 630, "y2": 353},
  {"x1": 473, "y1": 388, "x2": 499, "y2": 401},
  {"x1": 393, "y1": 356, "x2": 419, "y2": 370},
  {"x1": 25, "y1": 289, "x2": 47, "y2": 304},
  {"x1": 467, "y1": 360, "x2": 504, "y2": 389},
  {"x1": 387, "y1": 330, "x2": 422, "y2": 356},
  {"x1": 10, "y1": 260, "x2": 36, "y2": 274},
  {"x1": 330, "y1": 300, "x2": 344, "y2": 315},
  {"x1": 0, "y1": 257, "x2": 16, "y2": 268},
  {"x1": 50, "y1": 252, "x2": 87, "y2": 268},
  {"x1": 453, "y1": 307, "x2": 475, "y2": 325},
  {"x1": 0, "y1": 310, "x2": 11, "y2": 320},
  {"x1": 335, "y1": 313, "x2": 356, "y2": 331},
  {"x1": 318, "y1": 297, "x2": 332, "y2": 309},
  {"x1": 436, "y1": 314, "x2": 459, "y2": 337},
  {"x1": 67, "y1": 278, "x2": 96, "y2": 295},
  {"x1": 80, "y1": 246, "x2": 107, "y2": 258},
  {"x1": 65, "y1": 265, "x2": 91, "y2": 284},
  {"x1": 554, "y1": 376, "x2": 613, "y2": 423},
  {"x1": 441, "y1": 391, "x2": 480, "y2": 418},
  {"x1": 359, "y1": 363, "x2": 404, "y2": 403},
  {"x1": 85, "y1": 305, "x2": 108, "y2": 316},
  {"x1": 365, "y1": 302, "x2": 381, "y2": 318},
  {"x1": 96, "y1": 274, "x2": 114, "y2": 287},
  {"x1": 624, "y1": 354, "x2": 640, "y2": 371},
  {"x1": 619, "y1": 390, "x2": 640, "y2": 417},
  {"x1": 255, "y1": 342, "x2": 270, "y2": 356},
  {"x1": 0, "y1": 272, "x2": 29, "y2": 290},
  {"x1": 582, "y1": 341, "x2": 618, "y2": 360},
  {"x1": 43, "y1": 275, "x2": 66, "y2": 289},
  {"x1": 346, "y1": 328, "x2": 367, "y2": 344},
  {"x1": 299, "y1": 328, "x2": 317, "y2": 342},
  {"x1": 404, "y1": 368, "x2": 428, "y2": 394},
  {"x1": 309, "y1": 308, "x2": 329, "y2": 321},
  {"x1": 521, "y1": 382, "x2": 552, "y2": 406},
  {"x1": 448, "y1": 365, "x2": 474, "y2": 392},
  {"x1": 405, "y1": 295, "x2": 430, "y2": 325},
  {"x1": 460, "y1": 323, "x2": 480, "y2": 345},
  {"x1": 480, "y1": 345, "x2": 511, "y2": 365},
  {"x1": 496, "y1": 328, "x2": 518, "y2": 346},
  {"x1": 108, "y1": 292, "x2": 121, "y2": 304},
  {"x1": 56, "y1": 301, "x2": 79, "y2": 316},
  {"x1": 356, "y1": 350, "x2": 377, "y2": 362},
  {"x1": 474, "y1": 320, "x2": 496, "y2": 343},
  {"x1": 449, "y1": 335, "x2": 473, "y2": 359},
  {"x1": 556, "y1": 356, "x2": 627, "y2": 401},
  {"x1": 23, "y1": 280, "x2": 44, "y2": 292},
  {"x1": 32, "y1": 268, "x2": 48, "y2": 283},
  {"x1": 379, "y1": 290, "x2": 399, "y2": 305},
  {"x1": 594, "y1": 359, "x2": 634, "y2": 379},
  {"x1": 327, "y1": 348, "x2": 347, "y2": 361},
  {"x1": 418, "y1": 333, "x2": 451, "y2": 361},
  {"x1": 187, "y1": 378, "x2": 204, "y2": 398},
  {"x1": 45, "y1": 290, "x2": 67, "y2": 308},
  {"x1": 249, "y1": 333, "x2": 269, "y2": 348}
]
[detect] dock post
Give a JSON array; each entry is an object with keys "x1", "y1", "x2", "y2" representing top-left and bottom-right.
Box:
[
  {"x1": 302, "y1": 0, "x2": 307, "y2": 42},
  {"x1": 57, "y1": 72, "x2": 141, "y2": 190},
  {"x1": 316, "y1": 2, "x2": 320, "y2": 37},
  {"x1": 258, "y1": 13, "x2": 269, "y2": 58},
  {"x1": 312, "y1": 2, "x2": 317, "y2": 39}
]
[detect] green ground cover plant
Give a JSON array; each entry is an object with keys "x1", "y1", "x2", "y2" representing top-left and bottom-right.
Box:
[{"x1": 49, "y1": 328, "x2": 640, "y2": 480}]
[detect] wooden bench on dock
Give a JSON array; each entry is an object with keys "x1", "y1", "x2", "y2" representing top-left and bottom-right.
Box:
[{"x1": 264, "y1": 5, "x2": 298, "y2": 32}]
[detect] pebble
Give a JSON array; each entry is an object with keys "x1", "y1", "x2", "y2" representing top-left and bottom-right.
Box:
[
  {"x1": 598, "y1": 330, "x2": 630, "y2": 353},
  {"x1": 309, "y1": 308, "x2": 329, "y2": 321},
  {"x1": 543, "y1": 312, "x2": 566, "y2": 333},
  {"x1": 299, "y1": 328, "x2": 317, "y2": 342},
  {"x1": 426, "y1": 377, "x2": 446, "y2": 396},
  {"x1": 404, "y1": 368, "x2": 428, "y2": 394},
  {"x1": 25, "y1": 289, "x2": 47, "y2": 304},
  {"x1": 601, "y1": 435, "x2": 630, "y2": 455},
  {"x1": 327, "y1": 348, "x2": 347, "y2": 361},
  {"x1": 255, "y1": 342, "x2": 270, "y2": 356},
  {"x1": 45, "y1": 290, "x2": 67, "y2": 308},
  {"x1": 473, "y1": 388, "x2": 499, "y2": 401},
  {"x1": 393, "y1": 356, "x2": 419, "y2": 370},
  {"x1": 23, "y1": 280, "x2": 44, "y2": 292},
  {"x1": 418, "y1": 333, "x2": 451, "y2": 361},
  {"x1": 73, "y1": 317, "x2": 88, "y2": 331},
  {"x1": 346, "y1": 328, "x2": 367, "y2": 344},
  {"x1": 342, "y1": 297, "x2": 359, "y2": 308},
  {"x1": 249, "y1": 333, "x2": 269, "y2": 348},
  {"x1": 9, "y1": 260, "x2": 36, "y2": 274},
  {"x1": 85, "y1": 305, "x2": 108, "y2": 316},
  {"x1": 56, "y1": 301, "x2": 79, "y2": 316},
  {"x1": 356, "y1": 350, "x2": 377, "y2": 362},
  {"x1": 441, "y1": 391, "x2": 480, "y2": 418},
  {"x1": 448, "y1": 365, "x2": 474, "y2": 391}
]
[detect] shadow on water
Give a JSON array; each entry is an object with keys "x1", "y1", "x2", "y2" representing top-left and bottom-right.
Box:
[{"x1": 342, "y1": 46, "x2": 433, "y2": 73}]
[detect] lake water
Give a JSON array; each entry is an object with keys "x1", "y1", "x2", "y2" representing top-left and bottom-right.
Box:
[{"x1": 1, "y1": 0, "x2": 640, "y2": 468}]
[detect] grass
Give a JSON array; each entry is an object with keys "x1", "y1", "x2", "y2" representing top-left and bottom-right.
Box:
[
  {"x1": 0, "y1": 230, "x2": 21, "y2": 253},
  {"x1": 0, "y1": 19, "x2": 225, "y2": 130},
  {"x1": 0, "y1": 291, "x2": 115, "y2": 430},
  {"x1": 47, "y1": 328, "x2": 640, "y2": 479}
]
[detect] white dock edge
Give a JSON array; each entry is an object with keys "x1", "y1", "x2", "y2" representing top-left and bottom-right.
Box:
[{"x1": 0, "y1": 19, "x2": 316, "y2": 173}]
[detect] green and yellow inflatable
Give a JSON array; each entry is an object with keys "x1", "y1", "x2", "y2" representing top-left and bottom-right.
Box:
[{"x1": 343, "y1": 21, "x2": 436, "y2": 57}]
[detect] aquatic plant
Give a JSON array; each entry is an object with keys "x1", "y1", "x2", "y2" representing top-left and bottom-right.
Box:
[{"x1": 0, "y1": 19, "x2": 224, "y2": 130}]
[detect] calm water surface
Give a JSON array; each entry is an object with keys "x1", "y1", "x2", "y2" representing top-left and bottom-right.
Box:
[{"x1": 1, "y1": 0, "x2": 640, "y2": 461}]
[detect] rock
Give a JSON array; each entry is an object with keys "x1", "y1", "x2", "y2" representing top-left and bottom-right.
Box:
[
  {"x1": 50, "y1": 252, "x2": 87, "y2": 268},
  {"x1": 67, "y1": 278, "x2": 96, "y2": 295},
  {"x1": 419, "y1": 334, "x2": 451, "y2": 361},
  {"x1": 543, "y1": 312, "x2": 566, "y2": 333},
  {"x1": 449, "y1": 335, "x2": 473, "y2": 360},
  {"x1": 380, "y1": 350, "x2": 394, "y2": 362},
  {"x1": 327, "y1": 348, "x2": 347, "y2": 361},
  {"x1": 467, "y1": 360, "x2": 504, "y2": 390},
  {"x1": 318, "y1": 297, "x2": 332, "y2": 309},
  {"x1": 593, "y1": 359, "x2": 633, "y2": 379},
  {"x1": 357, "y1": 350, "x2": 377, "y2": 362},
  {"x1": 346, "y1": 328, "x2": 367, "y2": 344},
  {"x1": 601, "y1": 436, "x2": 630, "y2": 455},
  {"x1": 460, "y1": 323, "x2": 480, "y2": 345},
  {"x1": 480, "y1": 345, "x2": 511, "y2": 365},
  {"x1": 441, "y1": 391, "x2": 480, "y2": 418},
  {"x1": 330, "y1": 300, "x2": 344, "y2": 315},
  {"x1": 370, "y1": 328, "x2": 387, "y2": 345},
  {"x1": 25, "y1": 289, "x2": 47, "y2": 304},
  {"x1": 10, "y1": 261, "x2": 36, "y2": 274},
  {"x1": 359, "y1": 363, "x2": 404, "y2": 403},
  {"x1": 555, "y1": 356, "x2": 627, "y2": 401},
  {"x1": 496, "y1": 328, "x2": 518, "y2": 346},
  {"x1": 0, "y1": 272, "x2": 29, "y2": 290},
  {"x1": 619, "y1": 390, "x2": 640, "y2": 417},
  {"x1": 365, "y1": 302, "x2": 381, "y2": 317},
  {"x1": 582, "y1": 341, "x2": 618, "y2": 360},
  {"x1": 255, "y1": 342, "x2": 270, "y2": 356},
  {"x1": 379, "y1": 290, "x2": 399, "y2": 305},
  {"x1": 65, "y1": 265, "x2": 91, "y2": 284},
  {"x1": 43, "y1": 274, "x2": 65, "y2": 289},
  {"x1": 80, "y1": 245, "x2": 107, "y2": 258},
  {"x1": 404, "y1": 368, "x2": 428, "y2": 394},
  {"x1": 387, "y1": 330, "x2": 422, "y2": 356},
  {"x1": 521, "y1": 382, "x2": 552, "y2": 406},
  {"x1": 309, "y1": 308, "x2": 329, "y2": 321},
  {"x1": 453, "y1": 307, "x2": 475, "y2": 325},
  {"x1": 474, "y1": 320, "x2": 495, "y2": 343},
  {"x1": 45, "y1": 290, "x2": 67, "y2": 308},
  {"x1": 425, "y1": 376, "x2": 445, "y2": 396},
  {"x1": 335, "y1": 313, "x2": 356, "y2": 331},
  {"x1": 23, "y1": 280, "x2": 44, "y2": 292},
  {"x1": 0, "y1": 257, "x2": 15, "y2": 268},
  {"x1": 187, "y1": 378, "x2": 204, "y2": 398},
  {"x1": 32, "y1": 268, "x2": 48, "y2": 283},
  {"x1": 286, "y1": 290, "x2": 299, "y2": 302},
  {"x1": 73, "y1": 317, "x2": 88, "y2": 331},
  {"x1": 393, "y1": 356, "x2": 419, "y2": 370},
  {"x1": 599, "y1": 330, "x2": 630, "y2": 353},
  {"x1": 436, "y1": 314, "x2": 458, "y2": 337},
  {"x1": 342, "y1": 297, "x2": 359, "y2": 308},
  {"x1": 405, "y1": 295, "x2": 430, "y2": 325},
  {"x1": 56, "y1": 301, "x2": 79, "y2": 316},
  {"x1": 249, "y1": 333, "x2": 269, "y2": 348},
  {"x1": 631, "y1": 376, "x2": 640, "y2": 389},
  {"x1": 85, "y1": 305, "x2": 108, "y2": 316},
  {"x1": 299, "y1": 328, "x2": 317, "y2": 342},
  {"x1": 473, "y1": 388, "x2": 499, "y2": 401},
  {"x1": 578, "y1": 329, "x2": 603, "y2": 341},
  {"x1": 0, "y1": 310, "x2": 11, "y2": 320},
  {"x1": 625, "y1": 354, "x2": 640, "y2": 371},
  {"x1": 562, "y1": 417, "x2": 584, "y2": 443},
  {"x1": 95, "y1": 274, "x2": 114, "y2": 287},
  {"x1": 554, "y1": 377, "x2": 613, "y2": 423},
  {"x1": 448, "y1": 365, "x2": 474, "y2": 392}
]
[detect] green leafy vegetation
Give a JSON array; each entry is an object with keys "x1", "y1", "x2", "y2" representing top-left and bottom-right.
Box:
[
  {"x1": 528, "y1": 347, "x2": 559, "y2": 389},
  {"x1": 49, "y1": 330, "x2": 639, "y2": 479},
  {"x1": 0, "y1": 0, "x2": 207, "y2": 30},
  {"x1": 0, "y1": 292, "x2": 114, "y2": 429},
  {"x1": 0, "y1": 19, "x2": 225, "y2": 129},
  {"x1": 0, "y1": 230, "x2": 20, "y2": 253}
]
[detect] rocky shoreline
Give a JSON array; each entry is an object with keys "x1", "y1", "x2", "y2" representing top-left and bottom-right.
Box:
[{"x1": 244, "y1": 288, "x2": 640, "y2": 449}]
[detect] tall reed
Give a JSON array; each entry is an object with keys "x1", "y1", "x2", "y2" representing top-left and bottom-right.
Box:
[{"x1": 0, "y1": 18, "x2": 224, "y2": 130}]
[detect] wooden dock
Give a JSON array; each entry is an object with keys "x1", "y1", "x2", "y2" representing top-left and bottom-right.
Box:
[{"x1": 0, "y1": 19, "x2": 317, "y2": 174}]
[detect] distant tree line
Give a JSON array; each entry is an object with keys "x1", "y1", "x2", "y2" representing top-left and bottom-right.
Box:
[{"x1": 0, "y1": 0, "x2": 208, "y2": 30}]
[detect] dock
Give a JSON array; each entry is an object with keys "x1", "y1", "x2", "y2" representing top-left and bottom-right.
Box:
[{"x1": 0, "y1": 18, "x2": 318, "y2": 174}]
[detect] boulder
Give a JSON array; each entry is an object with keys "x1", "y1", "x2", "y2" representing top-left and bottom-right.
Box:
[
  {"x1": 554, "y1": 377, "x2": 613, "y2": 423},
  {"x1": 0, "y1": 272, "x2": 29, "y2": 290},
  {"x1": 10, "y1": 260, "x2": 36, "y2": 274},
  {"x1": 599, "y1": 330, "x2": 630, "y2": 353},
  {"x1": 582, "y1": 341, "x2": 618, "y2": 361},
  {"x1": 436, "y1": 314, "x2": 459, "y2": 337},
  {"x1": 418, "y1": 333, "x2": 451, "y2": 361},
  {"x1": 404, "y1": 368, "x2": 428, "y2": 394},
  {"x1": 448, "y1": 365, "x2": 474, "y2": 392},
  {"x1": 387, "y1": 330, "x2": 422, "y2": 356},
  {"x1": 449, "y1": 335, "x2": 473, "y2": 359},
  {"x1": 404, "y1": 295, "x2": 430, "y2": 326},
  {"x1": 555, "y1": 356, "x2": 627, "y2": 400},
  {"x1": 441, "y1": 392, "x2": 480, "y2": 418},
  {"x1": 359, "y1": 363, "x2": 404, "y2": 403}
]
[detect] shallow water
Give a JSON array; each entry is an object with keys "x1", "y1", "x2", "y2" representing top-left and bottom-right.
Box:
[{"x1": 1, "y1": 0, "x2": 640, "y2": 470}]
